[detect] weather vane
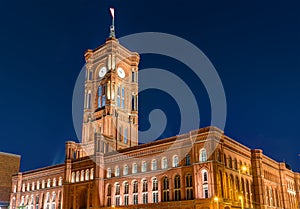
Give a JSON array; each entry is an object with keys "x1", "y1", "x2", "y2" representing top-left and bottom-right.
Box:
[{"x1": 109, "y1": 8, "x2": 115, "y2": 38}]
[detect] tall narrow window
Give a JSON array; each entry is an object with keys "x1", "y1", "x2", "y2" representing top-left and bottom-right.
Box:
[
  {"x1": 142, "y1": 179, "x2": 148, "y2": 204},
  {"x1": 124, "y1": 182, "x2": 129, "y2": 205},
  {"x1": 132, "y1": 163, "x2": 137, "y2": 174},
  {"x1": 162, "y1": 157, "x2": 168, "y2": 169},
  {"x1": 117, "y1": 86, "x2": 120, "y2": 107},
  {"x1": 124, "y1": 128, "x2": 128, "y2": 144},
  {"x1": 115, "y1": 166, "x2": 120, "y2": 177},
  {"x1": 186, "y1": 154, "x2": 191, "y2": 166},
  {"x1": 203, "y1": 185, "x2": 209, "y2": 198},
  {"x1": 152, "y1": 178, "x2": 158, "y2": 203},
  {"x1": 133, "y1": 181, "x2": 138, "y2": 205},
  {"x1": 98, "y1": 86, "x2": 102, "y2": 108},
  {"x1": 132, "y1": 71, "x2": 135, "y2": 82},
  {"x1": 162, "y1": 177, "x2": 169, "y2": 202},
  {"x1": 185, "y1": 174, "x2": 193, "y2": 200},
  {"x1": 151, "y1": 159, "x2": 157, "y2": 171},
  {"x1": 81, "y1": 170, "x2": 85, "y2": 181},
  {"x1": 174, "y1": 175, "x2": 181, "y2": 201},
  {"x1": 173, "y1": 155, "x2": 179, "y2": 167},
  {"x1": 142, "y1": 161, "x2": 147, "y2": 172},
  {"x1": 200, "y1": 148, "x2": 207, "y2": 162},
  {"x1": 85, "y1": 170, "x2": 89, "y2": 181},
  {"x1": 89, "y1": 70, "x2": 93, "y2": 81},
  {"x1": 87, "y1": 92, "x2": 91, "y2": 109},
  {"x1": 123, "y1": 165, "x2": 128, "y2": 175},
  {"x1": 121, "y1": 87, "x2": 125, "y2": 108},
  {"x1": 107, "y1": 168, "x2": 111, "y2": 178},
  {"x1": 115, "y1": 183, "x2": 120, "y2": 206},
  {"x1": 202, "y1": 170, "x2": 208, "y2": 183},
  {"x1": 107, "y1": 185, "x2": 111, "y2": 206}
]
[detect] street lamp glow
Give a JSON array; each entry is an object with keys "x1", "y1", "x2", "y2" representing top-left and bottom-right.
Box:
[
  {"x1": 241, "y1": 165, "x2": 247, "y2": 172},
  {"x1": 214, "y1": 196, "x2": 219, "y2": 202}
]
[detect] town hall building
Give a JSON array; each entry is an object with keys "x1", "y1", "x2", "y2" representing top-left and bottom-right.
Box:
[{"x1": 9, "y1": 17, "x2": 300, "y2": 209}]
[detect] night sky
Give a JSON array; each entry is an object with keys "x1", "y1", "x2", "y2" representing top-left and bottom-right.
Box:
[{"x1": 0, "y1": 0, "x2": 299, "y2": 172}]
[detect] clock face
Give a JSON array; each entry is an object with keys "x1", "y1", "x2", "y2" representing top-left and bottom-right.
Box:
[
  {"x1": 117, "y1": 67, "x2": 125, "y2": 78},
  {"x1": 99, "y1": 67, "x2": 107, "y2": 78}
]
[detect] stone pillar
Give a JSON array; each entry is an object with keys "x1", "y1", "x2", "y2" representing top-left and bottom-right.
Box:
[{"x1": 251, "y1": 149, "x2": 265, "y2": 209}]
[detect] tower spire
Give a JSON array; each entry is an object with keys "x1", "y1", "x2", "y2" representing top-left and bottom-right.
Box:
[{"x1": 109, "y1": 8, "x2": 115, "y2": 38}]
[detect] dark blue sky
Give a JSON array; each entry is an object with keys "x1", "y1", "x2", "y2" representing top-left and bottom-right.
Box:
[{"x1": 0, "y1": 0, "x2": 299, "y2": 172}]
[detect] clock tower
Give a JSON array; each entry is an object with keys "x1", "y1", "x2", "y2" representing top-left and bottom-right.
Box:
[{"x1": 81, "y1": 34, "x2": 139, "y2": 153}]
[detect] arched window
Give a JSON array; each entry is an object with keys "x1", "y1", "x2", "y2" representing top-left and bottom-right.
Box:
[
  {"x1": 142, "y1": 179, "x2": 148, "y2": 204},
  {"x1": 133, "y1": 181, "x2": 138, "y2": 205},
  {"x1": 52, "y1": 178, "x2": 56, "y2": 187},
  {"x1": 115, "y1": 183, "x2": 120, "y2": 206},
  {"x1": 42, "y1": 180, "x2": 45, "y2": 189},
  {"x1": 115, "y1": 166, "x2": 120, "y2": 177},
  {"x1": 85, "y1": 169, "x2": 90, "y2": 180},
  {"x1": 107, "y1": 185, "x2": 111, "y2": 206},
  {"x1": 185, "y1": 154, "x2": 191, "y2": 166},
  {"x1": 234, "y1": 159, "x2": 238, "y2": 170},
  {"x1": 202, "y1": 170, "x2": 208, "y2": 183},
  {"x1": 76, "y1": 171, "x2": 80, "y2": 182},
  {"x1": 151, "y1": 159, "x2": 157, "y2": 171},
  {"x1": 31, "y1": 182, "x2": 35, "y2": 191},
  {"x1": 27, "y1": 183, "x2": 30, "y2": 191},
  {"x1": 90, "y1": 168, "x2": 94, "y2": 180},
  {"x1": 162, "y1": 157, "x2": 168, "y2": 169},
  {"x1": 107, "y1": 168, "x2": 111, "y2": 178},
  {"x1": 173, "y1": 155, "x2": 179, "y2": 167},
  {"x1": 200, "y1": 148, "x2": 207, "y2": 162},
  {"x1": 36, "y1": 181, "x2": 40, "y2": 190},
  {"x1": 202, "y1": 170, "x2": 209, "y2": 198},
  {"x1": 132, "y1": 163, "x2": 137, "y2": 174},
  {"x1": 152, "y1": 178, "x2": 158, "y2": 203},
  {"x1": 162, "y1": 177, "x2": 169, "y2": 202},
  {"x1": 142, "y1": 161, "x2": 147, "y2": 172},
  {"x1": 174, "y1": 175, "x2": 181, "y2": 201},
  {"x1": 142, "y1": 179, "x2": 148, "y2": 192},
  {"x1": 124, "y1": 182, "x2": 129, "y2": 205},
  {"x1": 47, "y1": 179, "x2": 51, "y2": 188},
  {"x1": 71, "y1": 172, "x2": 75, "y2": 183},
  {"x1": 216, "y1": 149, "x2": 221, "y2": 162},
  {"x1": 228, "y1": 156, "x2": 232, "y2": 168},
  {"x1": 123, "y1": 165, "x2": 128, "y2": 175},
  {"x1": 58, "y1": 177, "x2": 63, "y2": 186},
  {"x1": 185, "y1": 174, "x2": 193, "y2": 200}
]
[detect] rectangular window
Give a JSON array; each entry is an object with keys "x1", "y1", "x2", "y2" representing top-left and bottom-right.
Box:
[
  {"x1": 124, "y1": 195, "x2": 129, "y2": 205},
  {"x1": 87, "y1": 94, "x2": 91, "y2": 109},
  {"x1": 143, "y1": 193, "x2": 148, "y2": 204},
  {"x1": 102, "y1": 95, "x2": 106, "y2": 107},
  {"x1": 152, "y1": 192, "x2": 158, "y2": 203},
  {"x1": 132, "y1": 72, "x2": 135, "y2": 82},
  {"x1": 117, "y1": 86, "x2": 120, "y2": 107},
  {"x1": 121, "y1": 87, "x2": 125, "y2": 108},
  {"x1": 133, "y1": 194, "x2": 138, "y2": 205},
  {"x1": 124, "y1": 128, "x2": 128, "y2": 144},
  {"x1": 115, "y1": 196, "x2": 120, "y2": 206}
]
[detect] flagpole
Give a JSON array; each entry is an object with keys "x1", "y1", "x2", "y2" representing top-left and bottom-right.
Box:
[{"x1": 109, "y1": 8, "x2": 115, "y2": 38}]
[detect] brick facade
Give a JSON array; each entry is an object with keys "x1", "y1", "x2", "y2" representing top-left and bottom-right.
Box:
[
  {"x1": 0, "y1": 152, "x2": 20, "y2": 209},
  {"x1": 9, "y1": 31, "x2": 300, "y2": 209}
]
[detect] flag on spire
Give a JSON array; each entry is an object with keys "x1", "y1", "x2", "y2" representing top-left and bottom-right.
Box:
[{"x1": 110, "y1": 8, "x2": 115, "y2": 18}]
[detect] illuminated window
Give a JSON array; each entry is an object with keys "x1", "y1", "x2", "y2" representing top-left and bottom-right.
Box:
[
  {"x1": 107, "y1": 168, "x2": 111, "y2": 178},
  {"x1": 123, "y1": 165, "x2": 128, "y2": 175},
  {"x1": 173, "y1": 155, "x2": 179, "y2": 167},
  {"x1": 115, "y1": 166, "x2": 120, "y2": 177},
  {"x1": 124, "y1": 127, "x2": 128, "y2": 144},
  {"x1": 151, "y1": 159, "x2": 157, "y2": 171},
  {"x1": 142, "y1": 161, "x2": 147, "y2": 172},
  {"x1": 132, "y1": 163, "x2": 137, "y2": 174},
  {"x1": 162, "y1": 157, "x2": 168, "y2": 169},
  {"x1": 200, "y1": 148, "x2": 207, "y2": 162}
]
